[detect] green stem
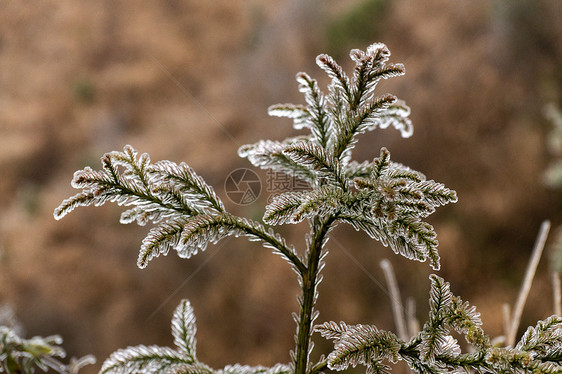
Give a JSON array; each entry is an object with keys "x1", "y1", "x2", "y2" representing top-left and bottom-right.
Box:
[
  {"x1": 309, "y1": 359, "x2": 328, "y2": 374},
  {"x1": 294, "y1": 215, "x2": 335, "y2": 374}
]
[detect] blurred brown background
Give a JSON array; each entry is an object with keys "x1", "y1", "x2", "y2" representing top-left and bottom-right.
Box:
[{"x1": 1, "y1": 0, "x2": 561, "y2": 373}]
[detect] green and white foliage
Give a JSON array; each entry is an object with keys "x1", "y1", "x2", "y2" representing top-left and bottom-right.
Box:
[
  {"x1": 0, "y1": 305, "x2": 95, "y2": 374},
  {"x1": 100, "y1": 299, "x2": 203, "y2": 374},
  {"x1": 54, "y1": 145, "x2": 301, "y2": 272},
  {"x1": 318, "y1": 275, "x2": 562, "y2": 373},
  {"x1": 53, "y1": 42, "x2": 561, "y2": 374},
  {"x1": 100, "y1": 299, "x2": 291, "y2": 374},
  {"x1": 244, "y1": 43, "x2": 456, "y2": 270}
]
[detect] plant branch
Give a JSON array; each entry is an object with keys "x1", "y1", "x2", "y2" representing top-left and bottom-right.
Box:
[
  {"x1": 309, "y1": 358, "x2": 328, "y2": 374},
  {"x1": 235, "y1": 217, "x2": 306, "y2": 276},
  {"x1": 294, "y1": 215, "x2": 335, "y2": 374}
]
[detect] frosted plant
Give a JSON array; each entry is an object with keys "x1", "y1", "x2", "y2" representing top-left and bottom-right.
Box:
[
  {"x1": 54, "y1": 43, "x2": 562, "y2": 373},
  {"x1": 0, "y1": 305, "x2": 95, "y2": 374},
  {"x1": 99, "y1": 299, "x2": 290, "y2": 374}
]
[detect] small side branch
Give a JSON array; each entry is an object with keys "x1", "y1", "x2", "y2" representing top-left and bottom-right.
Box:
[{"x1": 236, "y1": 218, "x2": 306, "y2": 276}]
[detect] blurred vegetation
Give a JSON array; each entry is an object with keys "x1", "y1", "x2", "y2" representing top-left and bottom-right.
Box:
[
  {"x1": 325, "y1": 0, "x2": 390, "y2": 59},
  {"x1": 72, "y1": 77, "x2": 97, "y2": 105}
]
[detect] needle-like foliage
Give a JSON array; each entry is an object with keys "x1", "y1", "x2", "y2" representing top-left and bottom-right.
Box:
[
  {"x1": 318, "y1": 275, "x2": 562, "y2": 373},
  {"x1": 242, "y1": 44, "x2": 456, "y2": 270}
]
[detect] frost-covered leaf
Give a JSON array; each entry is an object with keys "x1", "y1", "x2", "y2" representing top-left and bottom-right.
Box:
[
  {"x1": 150, "y1": 160, "x2": 224, "y2": 213},
  {"x1": 263, "y1": 192, "x2": 307, "y2": 225},
  {"x1": 218, "y1": 363, "x2": 292, "y2": 374},
  {"x1": 268, "y1": 103, "x2": 309, "y2": 129},
  {"x1": 315, "y1": 321, "x2": 349, "y2": 342},
  {"x1": 164, "y1": 363, "x2": 215, "y2": 374},
  {"x1": 365, "y1": 359, "x2": 392, "y2": 374},
  {"x1": 419, "y1": 275, "x2": 453, "y2": 363},
  {"x1": 447, "y1": 296, "x2": 488, "y2": 349},
  {"x1": 339, "y1": 147, "x2": 455, "y2": 269},
  {"x1": 137, "y1": 213, "x2": 248, "y2": 268},
  {"x1": 415, "y1": 180, "x2": 458, "y2": 207},
  {"x1": 331, "y1": 94, "x2": 397, "y2": 164},
  {"x1": 238, "y1": 138, "x2": 315, "y2": 183},
  {"x1": 99, "y1": 299, "x2": 210, "y2": 374},
  {"x1": 100, "y1": 345, "x2": 189, "y2": 374},
  {"x1": 264, "y1": 186, "x2": 347, "y2": 226},
  {"x1": 54, "y1": 145, "x2": 224, "y2": 225},
  {"x1": 0, "y1": 325, "x2": 92, "y2": 374},
  {"x1": 138, "y1": 217, "x2": 191, "y2": 268},
  {"x1": 282, "y1": 141, "x2": 345, "y2": 187},
  {"x1": 366, "y1": 100, "x2": 413, "y2": 138},
  {"x1": 315, "y1": 54, "x2": 351, "y2": 104},
  {"x1": 401, "y1": 355, "x2": 442, "y2": 374},
  {"x1": 176, "y1": 213, "x2": 242, "y2": 259},
  {"x1": 389, "y1": 215, "x2": 440, "y2": 270},
  {"x1": 516, "y1": 315, "x2": 562, "y2": 361},
  {"x1": 172, "y1": 300, "x2": 198, "y2": 362},
  {"x1": 427, "y1": 275, "x2": 453, "y2": 321},
  {"x1": 294, "y1": 72, "x2": 332, "y2": 147},
  {"x1": 324, "y1": 324, "x2": 402, "y2": 371}
]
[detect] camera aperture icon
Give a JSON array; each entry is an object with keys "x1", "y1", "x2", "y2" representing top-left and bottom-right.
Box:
[{"x1": 224, "y1": 168, "x2": 261, "y2": 205}]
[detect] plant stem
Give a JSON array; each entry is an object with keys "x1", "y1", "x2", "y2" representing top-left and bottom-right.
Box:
[
  {"x1": 507, "y1": 220, "x2": 550, "y2": 346},
  {"x1": 294, "y1": 216, "x2": 334, "y2": 374},
  {"x1": 380, "y1": 259, "x2": 408, "y2": 341}
]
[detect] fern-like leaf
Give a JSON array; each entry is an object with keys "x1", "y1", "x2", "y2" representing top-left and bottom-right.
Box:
[
  {"x1": 315, "y1": 54, "x2": 352, "y2": 105},
  {"x1": 447, "y1": 296, "x2": 489, "y2": 350},
  {"x1": 294, "y1": 72, "x2": 332, "y2": 147},
  {"x1": 263, "y1": 192, "x2": 307, "y2": 225},
  {"x1": 175, "y1": 213, "x2": 240, "y2": 259},
  {"x1": 371, "y1": 100, "x2": 413, "y2": 138},
  {"x1": 516, "y1": 315, "x2": 562, "y2": 361},
  {"x1": 138, "y1": 217, "x2": 191, "y2": 268},
  {"x1": 164, "y1": 363, "x2": 215, "y2": 374},
  {"x1": 238, "y1": 138, "x2": 315, "y2": 183},
  {"x1": 331, "y1": 94, "x2": 397, "y2": 164},
  {"x1": 390, "y1": 215, "x2": 440, "y2": 270},
  {"x1": 366, "y1": 359, "x2": 392, "y2": 374},
  {"x1": 172, "y1": 300, "x2": 198, "y2": 362},
  {"x1": 54, "y1": 145, "x2": 224, "y2": 225},
  {"x1": 100, "y1": 345, "x2": 190, "y2": 374},
  {"x1": 218, "y1": 363, "x2": 292, "y2": 374},
  {"x1": 264, "y1": 186, "x2": 346, "y2": 226},
  {"x1": 321, "y1": 324, "x2": 402, "y2": 371},
  {"x1": 340, "y1": 148, "x2": 456, "y2": 269},
  {"x1": 315, "y1": 321, "x2": 349, "y2": 342},
  {"x1": 150, "y1": 160, "x2": 224, "y2": 213},
  {"x1": 418, "y1": 275, "x2": 454, "y2": 363},
  {"x1": 100, "y1": 299, "x2": 209, "y2": 374},
  {"x1": 282, "y1": 141, "x2": 346, "y2": 188},
  {"x1": 268, "y1": 103, "x2": 310, "y2": 130}
]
